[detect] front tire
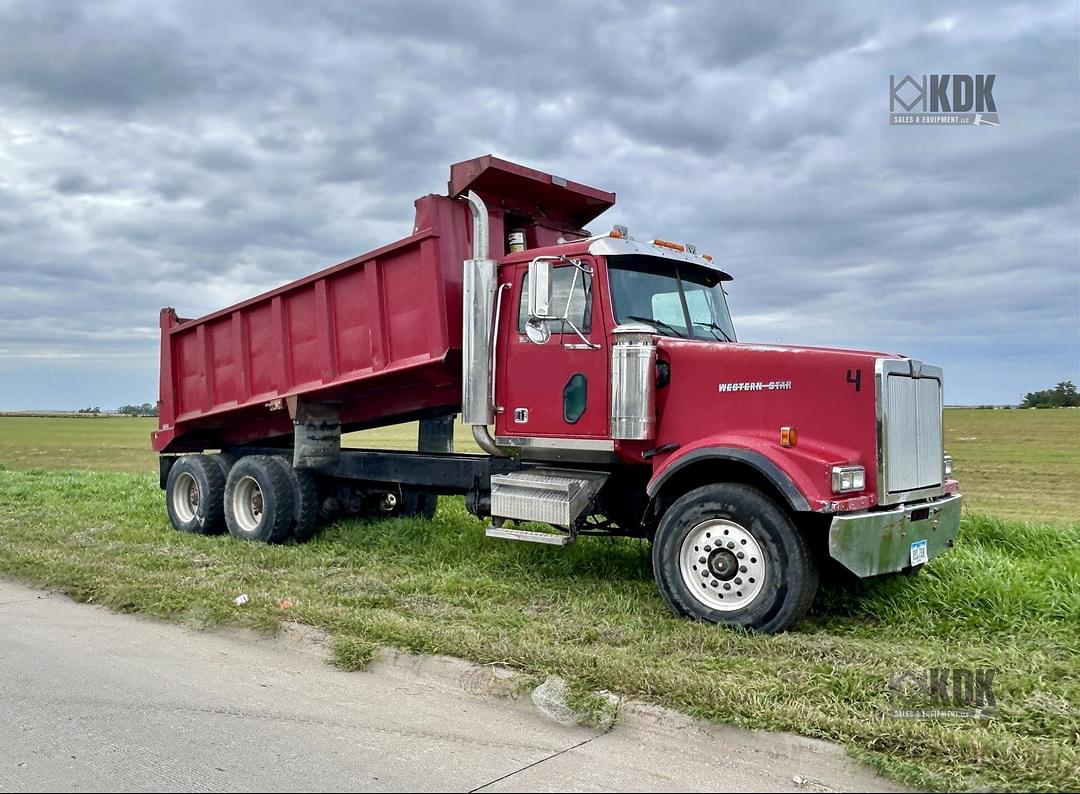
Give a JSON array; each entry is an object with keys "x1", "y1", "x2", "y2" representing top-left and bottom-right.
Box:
[
  {"x1": 652, "y1": 483, "x2": 818, "y2": 634},
  {"x1": 165, "y1": 455, "x2": 226, "y2": 534},
  {"x1": 224, "y1": 456, "x2": 295, "y2": 544}
]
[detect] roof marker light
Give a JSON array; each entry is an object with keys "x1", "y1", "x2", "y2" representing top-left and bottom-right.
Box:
[
  {"x1": 652, "y1": 238, "x2": 686, "y2": 252},
  {"x1": 610, "y1": 225, "x2": 629, "y2": 239}
]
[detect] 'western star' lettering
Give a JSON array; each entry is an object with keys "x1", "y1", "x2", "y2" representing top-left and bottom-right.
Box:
[{"x1": 718, "y1": 381, "x2": 792, "y2": 393}]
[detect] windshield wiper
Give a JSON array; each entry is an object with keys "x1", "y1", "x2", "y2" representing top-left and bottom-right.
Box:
[
  {"x1": 693, "y1": 321, "x2": 734, "y2": 343},
  {"x1": 626, "y1": 315, "x2": 685, "y2": 338}
]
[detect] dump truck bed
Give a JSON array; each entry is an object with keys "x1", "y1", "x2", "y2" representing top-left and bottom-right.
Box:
[{"x1": 152, "y1": 196, "x2": 470, "y2": 452}]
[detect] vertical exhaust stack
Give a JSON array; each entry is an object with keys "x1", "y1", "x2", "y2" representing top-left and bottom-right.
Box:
[
  {"x1": 462, "y1": 190, "x2": 506, "y2": 457},
  {"x1": 450, "y1": 156, "x2": 615, "y2": 458}
]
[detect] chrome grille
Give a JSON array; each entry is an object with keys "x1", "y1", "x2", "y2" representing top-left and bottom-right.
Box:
[{"x1": 879, "y1": 361, "x2": 943, "y2": 501}]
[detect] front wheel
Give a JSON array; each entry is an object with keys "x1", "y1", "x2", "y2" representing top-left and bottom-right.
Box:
[{"x1": 652, "y1": 483, "x2": 818, "y2": 634}]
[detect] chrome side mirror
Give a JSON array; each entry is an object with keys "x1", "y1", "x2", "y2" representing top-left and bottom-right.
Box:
[
  {"x1": 524, "y1": 317, "x2": 551, "y2": 345},
  {"x1": 527, "y1": 258, "x2": 556, "y2": 319}
]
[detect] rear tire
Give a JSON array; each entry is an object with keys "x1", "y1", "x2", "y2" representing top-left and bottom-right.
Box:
[
  {"x1": 210, "y1": 452, "x2": 236, "y2": 482},
  {"x1": 165, "y1": 455, "x2": 226, "y2": 534},
  {"x1": 399, "y1": 489, "x2": 438, "y2": 520},
  {"x1": 652, "y1": 483, "x2": 818, "y2": 634},
  {"x1": 268, "y1": 457, "x2": 320, "y2": 542},
  {"x1": 223, "y1": 455, "x2": 294, "y2": 544}
]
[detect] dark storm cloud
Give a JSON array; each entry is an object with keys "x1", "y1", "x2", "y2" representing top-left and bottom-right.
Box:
[
  {"x1": 0, "y1": 4, "x2": 202, "y2": 110},
  {"x1": 0, "y1": 0, "x2": 1076, "y2": 409},
  {"x1": 52, "y1": 173, "x2": 112, "y2": 195}
]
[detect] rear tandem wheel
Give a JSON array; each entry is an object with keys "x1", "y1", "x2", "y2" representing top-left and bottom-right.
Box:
[
  {"x1": 164, "y1": 454, "x2": 226, "y2": 535},
  {"x1": 268, "y1": 456, "x2": 320, "y2": 542},
  {"x1": 223, "y1": 455, "x2": 295, "y2": 544}
]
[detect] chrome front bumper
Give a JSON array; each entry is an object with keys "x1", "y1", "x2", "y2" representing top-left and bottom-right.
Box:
[{"x1": 828, "y1": 494, "x2": 963, "y2": 577}]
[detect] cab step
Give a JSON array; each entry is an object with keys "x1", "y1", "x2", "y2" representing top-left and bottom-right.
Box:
[
  {"x1": 490, "y1": 467, "x2": 609, "y2": 528},
  {"x1": 485, "y1": 526, "x2": 575, "y2": 545}
]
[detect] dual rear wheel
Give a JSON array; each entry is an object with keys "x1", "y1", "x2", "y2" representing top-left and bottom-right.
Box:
[
  {"x1": 165, "y1": 454, "x2": 318, "y2": 543},
  {"x1": 165, "y1": 455, "x2": 225, "y2": 534}
]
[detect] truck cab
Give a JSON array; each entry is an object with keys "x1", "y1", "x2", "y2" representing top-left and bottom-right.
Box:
[
  {"x1": 455, "y1": 158, "x2": 962, "y2": 632},
  {"x1": 493, "y1": 237, "x2": 736, "y2": 447}
]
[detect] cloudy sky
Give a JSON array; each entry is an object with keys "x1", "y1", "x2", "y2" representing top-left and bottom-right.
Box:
[{"x1": 0, "y1": 0, "x2": 1077, "y2": 409}]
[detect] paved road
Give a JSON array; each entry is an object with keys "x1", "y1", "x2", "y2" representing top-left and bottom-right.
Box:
[{"x1": 0, "y1": 580, "x2": 905, "y2": 792}]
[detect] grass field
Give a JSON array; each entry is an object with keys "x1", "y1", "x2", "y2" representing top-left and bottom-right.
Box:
[
  {"x1": 2, "y1": 409, "x2": 1076, "y2": 525},
  {"x1": 0, "y1": 410, "x2": 1078, "y2": 791},
  {"x1": 943, "y1": 409, "x2": 1079, "y2": 527},
  {"x1": 0, "y1": 415, "x2": 482, "y2": 473}
]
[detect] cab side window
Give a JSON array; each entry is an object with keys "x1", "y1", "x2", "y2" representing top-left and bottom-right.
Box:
[{"x1": 517, "y1": 265, "x2": 593, "y2": 334}]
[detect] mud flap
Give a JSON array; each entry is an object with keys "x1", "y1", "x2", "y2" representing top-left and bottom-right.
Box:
[{"x1": 290, "y1": 399, "x2": 341, "y2": 470}]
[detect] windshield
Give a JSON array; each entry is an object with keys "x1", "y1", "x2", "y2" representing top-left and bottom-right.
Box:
[{"x1": 607, "y1": 255, "x2": 736, "y2": 342}]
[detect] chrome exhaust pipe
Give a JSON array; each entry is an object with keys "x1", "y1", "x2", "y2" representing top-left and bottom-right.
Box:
[{"x1": 462, "y1": 190, "x2": 506, "y2": 457}]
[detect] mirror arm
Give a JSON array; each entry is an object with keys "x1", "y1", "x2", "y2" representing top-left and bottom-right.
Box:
[
  {"x1": 560, "y1": 317, "x2": 600, "y2": 349},
  {"x1": 558, "y1": 265, "x2": 599, "y2": 349}
]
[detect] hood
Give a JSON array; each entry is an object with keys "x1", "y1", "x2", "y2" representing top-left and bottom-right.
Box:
[{"x1": 656, "y1": 338, "x2": 902, "y2": 361}]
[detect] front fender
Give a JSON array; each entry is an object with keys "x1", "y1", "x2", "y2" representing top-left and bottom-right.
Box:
[{"x1": 646, "y1": 434, "x2": 853, "y2": 513}]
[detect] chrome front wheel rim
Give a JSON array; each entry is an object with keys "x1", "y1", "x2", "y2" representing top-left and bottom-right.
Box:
[{"x1": 679, "y1": 519, "x2": 767, "y2": 611}]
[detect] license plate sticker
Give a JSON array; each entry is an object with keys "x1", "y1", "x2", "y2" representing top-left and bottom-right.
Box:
[{"x1": 910, "y1": 539, "x2": 929, "y2": 566}]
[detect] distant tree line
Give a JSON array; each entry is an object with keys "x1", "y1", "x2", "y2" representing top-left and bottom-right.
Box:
[
  {"x1": 1020, "y1": 381, "x2": 1079, "y2": 409},
  {"x1": 118, "y1": 403, "x2": 159, "y2": 417},
  {"x1": 77, "y1": 406, "x2": 101, "y2": 414}
]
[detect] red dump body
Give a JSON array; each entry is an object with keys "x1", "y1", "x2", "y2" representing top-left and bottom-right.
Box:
[{"x1": 153, "y1": 156, "x2": 615, "y2": 453}]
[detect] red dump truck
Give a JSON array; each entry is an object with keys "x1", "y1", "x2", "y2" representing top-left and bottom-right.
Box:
[{"x1": 154, "y1": 155, "x2": 962, "y2": 632}]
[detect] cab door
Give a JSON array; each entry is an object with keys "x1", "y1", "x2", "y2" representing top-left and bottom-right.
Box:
[{"x1": 493, "y1": 257, "x2": 610, "y2": 442}]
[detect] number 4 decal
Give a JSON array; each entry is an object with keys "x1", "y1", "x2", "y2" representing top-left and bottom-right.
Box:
[{"x1": 847, "y1": 369, "x2": 862, "y2": 392}]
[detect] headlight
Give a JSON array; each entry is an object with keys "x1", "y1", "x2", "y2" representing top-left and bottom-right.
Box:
[
  {"x1": 944, "y1": 453, "x2": 953, "y2": 477},
  {"x1": 831, "y1": 465, "x2": 866, "y2": 493}
]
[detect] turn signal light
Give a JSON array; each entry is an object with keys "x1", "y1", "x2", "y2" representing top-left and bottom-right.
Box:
[{"x1": 780, "y1": 426, "x2": 798, "y2": 447}]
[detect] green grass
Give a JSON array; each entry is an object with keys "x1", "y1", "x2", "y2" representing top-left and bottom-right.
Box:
[
  {"x1": 0, "y1": 415, "x2": 482, "y2": 473},
  {"x1": 0, "y1": 411, "x2": 1078, "y2": 791},
  {"x1": 943, "y1": 408, "x2": 1080, "y2": 527},
  {"x1": 4, "y1": 409, "x2": 1076, "y2": 525},
  {"x1": 0, "y1": 415, "x2": 159, "y2": 472}
]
